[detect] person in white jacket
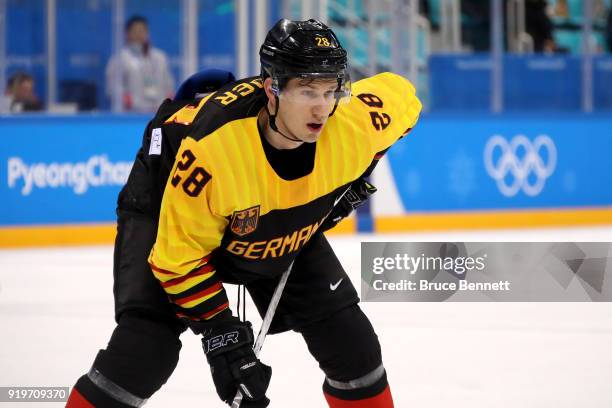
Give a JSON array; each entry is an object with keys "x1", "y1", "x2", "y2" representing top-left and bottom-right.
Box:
[{"x1": 106, "y1": 15, "x2": 175, "y2": 112}]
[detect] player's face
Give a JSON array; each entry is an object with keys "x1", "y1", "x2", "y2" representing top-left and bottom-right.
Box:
[{"x1": 277, "y1": 78, "x2": 338, "y2": 143}]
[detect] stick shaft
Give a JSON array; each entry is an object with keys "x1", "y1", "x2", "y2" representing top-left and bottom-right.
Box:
[{"x1": 231, "y1": 261, "x2": 294, "y2": 408}]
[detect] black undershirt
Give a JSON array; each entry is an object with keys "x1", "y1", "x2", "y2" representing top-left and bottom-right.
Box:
[{"x1": 258, "y1": 123, "x2": 316, "y2": 181}]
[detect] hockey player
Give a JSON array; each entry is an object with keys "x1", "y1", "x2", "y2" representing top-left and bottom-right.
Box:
[{"x1": 67, "y1": 18, "x2": 421, "y2": 408}]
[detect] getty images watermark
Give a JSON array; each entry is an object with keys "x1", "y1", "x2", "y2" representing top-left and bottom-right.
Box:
[
  {"x1": 361, "y1": 243, "x2": 612, "y2": 302},
  {"x1": 371, "y1": 251, "x2": 510, "y2": 292}
]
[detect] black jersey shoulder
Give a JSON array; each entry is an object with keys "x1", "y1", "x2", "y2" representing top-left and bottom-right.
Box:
[
  {"x1": 189, "y1": 76, "x2": 266, "y2": 141},
  {"x1": 118, "y1": 98, "x2": 202, "y2": 218},
  {"x1": 149, "y1": 97, "x2": 202, "y2": 157}
]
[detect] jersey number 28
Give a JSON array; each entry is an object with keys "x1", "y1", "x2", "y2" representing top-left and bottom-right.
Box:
[{"x1": 170, "y1": 149, "x2": 211, "y2": 197}]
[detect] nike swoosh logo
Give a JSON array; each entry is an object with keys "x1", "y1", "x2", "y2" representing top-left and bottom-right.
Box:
[
  {"x1": 330, "y1": 278, "x2": 344, "y2": 291},
  {"x1": 333, "y1": 187, "x2": 351, "y2": 207}
]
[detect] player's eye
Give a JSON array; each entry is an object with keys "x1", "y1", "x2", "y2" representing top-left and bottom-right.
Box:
[{"x1": 301, "y1": 89, "x2": 318, "y2": 98}]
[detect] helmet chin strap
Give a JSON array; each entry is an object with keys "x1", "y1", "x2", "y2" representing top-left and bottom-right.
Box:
[
  {"x1": 328, "y1": 77, "x2": 343, "y2": 117},
  {"x1": 265, "y1": 94, "x2": 303, "y2": 143}
]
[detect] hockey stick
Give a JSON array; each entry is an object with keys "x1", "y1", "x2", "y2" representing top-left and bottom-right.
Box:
[{"x1": 230, "y1": 260, "x2": 295, "y2": 408}]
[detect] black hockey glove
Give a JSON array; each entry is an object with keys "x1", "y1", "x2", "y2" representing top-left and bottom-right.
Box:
[
  {"x1": 201, "y1": 319, "x2": 272, "y2": 407},
  {"x1": 321, "y1": 178, "x2": 377, "y2": 232}
]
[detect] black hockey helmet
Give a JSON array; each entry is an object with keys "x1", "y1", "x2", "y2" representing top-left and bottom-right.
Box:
[
  {"x1": 261, "y1": 19, "x2": 347, "y2": 73},
  {"x1": 259, "y1": 19, "x2": 351, "y2": 139},
  {"x1": 260, "y1": 19, "x2": 351, "y2": 99}
]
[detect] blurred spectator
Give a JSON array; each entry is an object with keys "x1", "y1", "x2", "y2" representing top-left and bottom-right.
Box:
[
  {"x1": 525, "y1": 0, "x2": 556, "y2": 52},
  {"x1": 106, "y1": 15, "x2": 174, "y2": 112},
  {"x1": 1, "y1": 72, "x2": 44, "y2": 113}
]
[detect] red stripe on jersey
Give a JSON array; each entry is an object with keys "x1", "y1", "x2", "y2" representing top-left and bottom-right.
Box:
[
  {"x1": 149, "y1": 262, "x2": 176, "y2": 276},
  {"x1": 161, "y1": 264, "x2": 215, "y2": 288},
  {"x1": 197, "y1": 253, "x2": 212, "y2": 265},
  {"x1": 174, "y1": 282, "x2": 223, "y2": 306},
  {"x1": 201, "y1": 302, "x2": 230, "y2": 319},
  {"x1": 150, "y1": 254, "x2": 212, "y2": 276},
  {"x1": 66, "y1": 388, "x2": 95, "y2": 408},
  {"x1": 175, "y1": 302, "x2": 230, "y2": 321}
]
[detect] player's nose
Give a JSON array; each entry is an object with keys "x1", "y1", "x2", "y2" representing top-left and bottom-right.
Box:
[{"x1": 311, "y1": 102, "x2": 329, "y2": 119}]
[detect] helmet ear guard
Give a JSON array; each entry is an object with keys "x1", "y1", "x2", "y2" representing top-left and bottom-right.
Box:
[{"x1": 269, "y1": 76, "x2": 281, "y2": 97}]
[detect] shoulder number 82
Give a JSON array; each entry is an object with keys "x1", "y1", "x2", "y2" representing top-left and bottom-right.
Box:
[{"x1": 357, "y1": 93, "x2": 392, "y2": 131}]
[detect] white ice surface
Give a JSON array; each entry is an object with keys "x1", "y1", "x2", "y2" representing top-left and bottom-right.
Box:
[{"x1": 1, "y1": 227, "x2": 612, "y2": 407}]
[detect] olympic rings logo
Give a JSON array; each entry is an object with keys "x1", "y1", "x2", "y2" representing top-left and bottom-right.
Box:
[{"x1": 484, "y1": 134, "x2": 557, "y2": 197}]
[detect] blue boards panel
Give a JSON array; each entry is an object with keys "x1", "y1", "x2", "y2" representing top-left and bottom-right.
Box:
[
  {"x1": 503, "y1": 55, "x2": 581, "y2": 111},
  {"x1": 387, "y1": 113, "x2": 612, "y2": 212},
  {"x1": 0, "y1": 114, "x2": 147, "y2": 226},
  {"x1": 429, "y1": 54, "x2": 612, "y2": 112},
  {"x1": 56, "y1": 0, "x2": 113, "y2": 110},
  {"x1": 429, "y1": 54, "x2": 492, "y2": 111},
  {"x1": 594, "y1": 56, "x2": 612, "y2": 111},
  {"x1": 198, "y1": 0, "x2": 236, "y2": 73}
]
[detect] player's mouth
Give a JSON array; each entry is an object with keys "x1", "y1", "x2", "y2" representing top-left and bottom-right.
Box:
[{"x1": 307, "y1": 123, "x2": 323, "y2": 132}]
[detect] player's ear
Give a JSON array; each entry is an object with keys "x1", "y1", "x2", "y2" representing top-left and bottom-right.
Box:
[
  {"x1": 263, "y1": 77, "x2": 274, "y2": 98},
  {"x1": 263, "y1": 77, "x2": 276, "y2": 109}
]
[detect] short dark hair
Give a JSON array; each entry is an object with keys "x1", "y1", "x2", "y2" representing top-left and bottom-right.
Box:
[
  {"x1": 7, "y1": 71, "x2": 33, "y2": 89},
  {"x1": 125, "y1": 15, "x2": 148, "y2": 32}
]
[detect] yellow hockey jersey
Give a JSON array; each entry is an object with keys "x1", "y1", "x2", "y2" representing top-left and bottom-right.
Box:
[{"x1": 148, "y1": 72, "x2": 422, "y2": 322}]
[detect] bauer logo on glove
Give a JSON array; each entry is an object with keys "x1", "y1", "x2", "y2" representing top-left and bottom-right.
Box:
[{"x1": 203, "y1": 331, "x2": 241, "y2": 354}]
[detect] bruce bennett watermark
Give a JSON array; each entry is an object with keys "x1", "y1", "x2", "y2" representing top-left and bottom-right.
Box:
[
  {"x1": 360, "y1": 242, "x2": 612, "y2": 302},
  {"x1": 370, "y1": 251, "x2": 510, "y2": 292}
]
